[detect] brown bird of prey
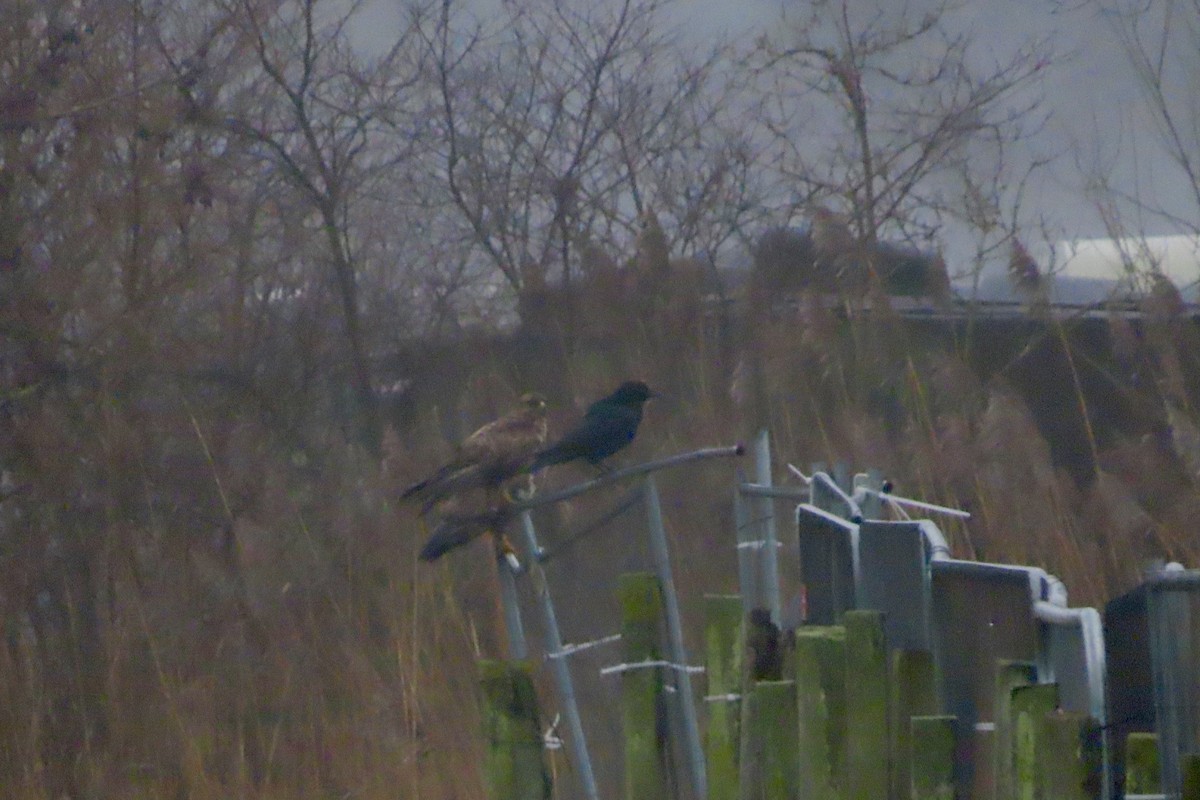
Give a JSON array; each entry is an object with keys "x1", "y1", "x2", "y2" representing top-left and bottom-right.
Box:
[{"x1": 402, "y1": 392, "x2": 548, "y2": 517}]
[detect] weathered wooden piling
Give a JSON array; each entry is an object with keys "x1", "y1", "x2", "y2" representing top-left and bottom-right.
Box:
[
  {"x1": 1123, "y1": 732, "x2": 1161, "y2": 795},
  {"x1": 739, "y1": 680, "x2": 799, "y2": 800},
  {"x1": 911, "y1": 715, "x2": 957, "y2": 800},
  {"x1": 1035, "y1": 711, "x2": 1102, "y2": 800},
  {"x1": 891, "y1": 649, "x2": 938, "y2": 800},
  {"x1": 1012, "y1": 684, "x2": 1059, "y2": 800},
  {"x1": 844, "y1": 610, "x2": 889, "y2": 800},
  {"x1": 795, "y1": 627, "x2": 843, "y2": 800},
  {"x1": 705, "y1": 594, "x2": 744, "y2": 800},
  {"x1": 994, "y1": 661, "x2": 1038, "y2": 800},
  {"x1": 478, "y1": 660, "x2": 551, "y2": 800},
  {"x1": 618, "y1": 572, "x2": 667, "y2": 800},
  {"x1": 1183, "y1": 753, "x2": 1200, "y2": 800}
]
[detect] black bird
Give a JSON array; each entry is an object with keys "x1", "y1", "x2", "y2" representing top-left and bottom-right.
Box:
[{"x1": 531, "y1": 380, "x2": 655, "y2": 472}]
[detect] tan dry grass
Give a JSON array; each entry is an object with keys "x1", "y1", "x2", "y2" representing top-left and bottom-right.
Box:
[{"x1": 8, "y1": 281, "x2": 1200, "y2": 797}]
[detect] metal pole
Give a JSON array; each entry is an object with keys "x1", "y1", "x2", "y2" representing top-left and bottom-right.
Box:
[
  {"x1": 853, "y1": 469, "x2": 885, "y2": 521},
  {"x1": 754, "y1": 429, "x2": 782, "y2": 625},
  {"x1": 515, "y1": 444, "x2": 744, "y2": 511},
  {"x1": 514, "y1": 511, "x2": 599, "y2": 800},
  {"x1": 733, "y1": 471, "x2": 760, "y2": 615},
  {"x1": 644, "y1": 476, "x2": 707, "y2": 800},
  {"x1": 496, "y1": 557, "x2": 528, "y2": 660}
]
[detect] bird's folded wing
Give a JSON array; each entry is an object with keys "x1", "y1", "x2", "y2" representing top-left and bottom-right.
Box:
[
  {"x1": 536, "y1": 408, "x2": 637, "y2": 466},
  {"x1": 459, "y1": 415, "x2": 545, "y2": 462}
]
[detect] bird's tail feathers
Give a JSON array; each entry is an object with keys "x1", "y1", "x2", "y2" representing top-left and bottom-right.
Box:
[
  {"x1": 419, "y1": 518, "x2": 482, "y2": 561},
  {"x1": 420, "y1": 460, "x2": 537, "y2": 511},
  {"x1": 400, "y1": 463, "x2": 455, "y2": 501},
  {"x1": 416, "y1": 464, "x2": 490, "y2": 512},
  {"x1": 401, "y1": 460, "x2": 474, "y2": 511},
  {"x1": 417, "y1": 509, "x2": 511, "y2": 562}
]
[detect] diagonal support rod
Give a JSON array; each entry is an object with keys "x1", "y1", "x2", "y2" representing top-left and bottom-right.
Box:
[{"x1": 515, "y1": 444, "x2": 744, "y2": 511}]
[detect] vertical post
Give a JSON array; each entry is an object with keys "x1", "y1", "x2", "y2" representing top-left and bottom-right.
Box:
[
  {"x1": 515, "y1": 511, "x2": 599, "y2": 800},
  {"x1": 795, "y1": 628, "x2": 843, "y2": 800},
  {"x1": 911, "y1": 715, "x2": 957, "y2": 800},
  {"x1": 1035, "y1": 711, "x2": 1103, "y2": 800},
  {"x1": 994, "y1": 661, "x2": 1037, "y2": 800},
  {"x1": 1124, "y1": 733, "x2": 1161, "y2": 796},
  {"x1": 497, "y1": 558, "x2": 528, "y2": 660},
  {"x1": 618, "y1": 573, "x2": 668, "y2": 800},
  {"x1": 1012, "y1": 684, "x2": 1059, "y2": 800},
  {"x1": 645, "y1": 476, "x2": 707, "y2": 800},
  {"x1": 1182, "y1": 754, "x2": 1200, "y2": 800},
  {"x1": 795, "y1": 626, "x2": 848, "y2": 785},
  {"x1": 733, "y1": 472, "x2": 760, "y2": 615},
  {"x1": 854, "y1": 469, "x2": 885, "y2": 521},
  {"x1": 739, "y1": 681, "x2": 800, "y2": 800},
  {"x1": 754, "y1": 429, "x2": 782, "y2": 625},
  {"x1": 844, "y1": 610, "x2": 889, "y2": 800},
  {"x1": 705, "y1": 595, "x2": 745, "y2": 800},
  {"x1": 479, "y1": 660, "x2": 551, "y2": 800},
  {"x1": 891, "y1": 649, "x2": 938, "y2": 800}
]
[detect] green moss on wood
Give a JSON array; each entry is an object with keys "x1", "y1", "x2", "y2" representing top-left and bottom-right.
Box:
[
  {"x1": 891, "y1": 649, "x2": 938, "y2": 800},
  {"x1": 994, "y1": 661, "x2": 1037, "y2": 800},
  {"x1": 740, "y1": 680, "x2": 799, "y2": 800},
  {"x1": 618, "y1": 573, "x2": 667, "y2": 800},
  {"x1": 796, "y1": 628, "x2": 841, "y2": 800},
  {"x1": 1182, "y1": 753, "x2": 1200, "y2": 800},
  {"x1": 1012, "y1": 684, "x2": 1059, "y2": 800},
  {"x1": 911, "y1": 715, "x2": 956, "y2": 800},
  {"x1": 478, "y1": 659, "x2": 551, "y2": 800},
  {"x1": 1124, "y1": 733, "x2": 1160, "y2": 795},
  {"x1": 705, "y1": 594, "x2": 744, "y2": 800},
  {"x1": 844, "y1": 610, "x2": 888, "y2": 800},
  {"x1": 1035, "y1": 711, "x2": 1102, "y2": 800},
  {"x1": 797, "y1": 625, "x2": 847, "y2": 783}
]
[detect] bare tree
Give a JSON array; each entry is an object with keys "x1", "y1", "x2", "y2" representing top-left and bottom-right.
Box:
[
  {"x1": 750, "y1": 0, "x2": 1053, "y2": 251},
  {"x1": 0, "y1": 0, "x2": 221, "y2": 792},
  {"x1": 218, "y1": 0, "x2": 428, "y2": 449},
  {"x1": 1092, "y1": 0, "x2": 1200, "y2": 236},
  {"x1": 416, "y1": 0, "x2": 765, "y2": 325}
]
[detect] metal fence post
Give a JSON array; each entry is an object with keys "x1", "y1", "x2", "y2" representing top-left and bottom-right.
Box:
[
  {"x1": 497, "y1": 558, "x2": 528, "y2": 660},
  {"x1": 734, "y1": 470, "x2": 761, "y2": 615},
  {"x1": 515, "y1": 511, "x2": 599, "y2": 800},
  {"x1": 754, "y1": 429, "x2": 782, "y2": 625},
  {"x1": 644, "y1": 475, "x2": 707, "y2": 800}
]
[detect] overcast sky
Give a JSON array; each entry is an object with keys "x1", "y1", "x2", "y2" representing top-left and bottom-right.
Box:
[{"x1": 682, "y1": 0, "x2": 1192, "y2": 240}]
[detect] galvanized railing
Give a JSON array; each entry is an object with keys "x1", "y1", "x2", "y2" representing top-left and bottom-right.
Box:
[{"x1": 500, "y1": 444, "x2": 744, "y2": 800}]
